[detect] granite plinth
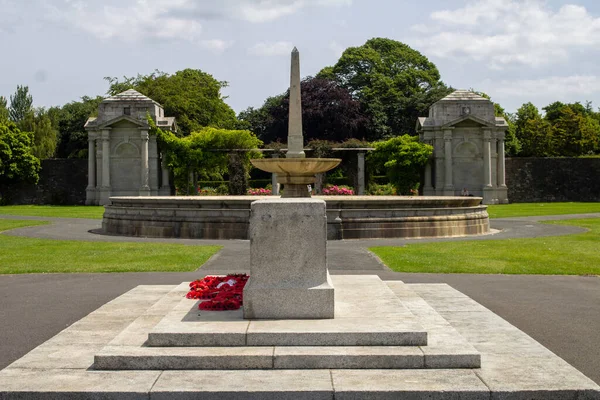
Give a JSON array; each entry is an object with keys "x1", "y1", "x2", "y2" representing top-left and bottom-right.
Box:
[{"x1": 244, "y1": 198, "x2": 334, "y2": 319}]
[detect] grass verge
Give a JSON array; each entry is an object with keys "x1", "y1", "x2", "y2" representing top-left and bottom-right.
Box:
[
  {"x1": 0, "y1": 220, "x2": 221, "y2": 274},
  {"x1": 370, "y1": 218, "x2": 600, "y2": 275},
  {"x1": 0, "y1": 205, "x2": 105, "y2": 219},
  {"x1": 487, "y1": 202, "x2": 600, "y2": 218}
]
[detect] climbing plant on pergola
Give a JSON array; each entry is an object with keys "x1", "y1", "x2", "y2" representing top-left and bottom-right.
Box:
[{"x1": 149, "y1": 119, "x2": 262, "y2": 194}]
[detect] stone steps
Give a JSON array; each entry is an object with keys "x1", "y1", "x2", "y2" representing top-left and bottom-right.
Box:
[
  {"x1": 147, "y1": 275, "x2": 428, "y2": 347},
  {"x1": 4, "y1": 279, "x2": 599, "y2": 399},
  {"x1": 94, "y1": 276, "x2": 480, "y2": 371},
  {"x1": 95, "y1": 343, "x2": 480, "y2": 370}
]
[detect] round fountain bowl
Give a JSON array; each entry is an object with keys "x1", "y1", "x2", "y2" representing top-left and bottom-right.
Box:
[
  {"x1": 251, "y1": 158, "x2": 342, "y2": 185},
  {"x1": 101, "y1": 195, "x2": 489, "y2": 240}
]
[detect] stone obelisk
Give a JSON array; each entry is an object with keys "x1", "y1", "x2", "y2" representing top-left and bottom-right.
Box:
[
  {"x1": 243, "y1": 47, "x2": 335, "y2": 320},
  {"x1": 250, "y1": 47, "x2": 340, "y2": 198},
  {"x1": 286, "y1": 47, "x2": 305, "y2": 159}
]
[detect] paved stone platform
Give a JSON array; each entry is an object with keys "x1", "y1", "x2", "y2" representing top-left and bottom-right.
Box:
[
  {"x1": 95, "y1": 276, "x2": 479, "y2": 371},
  {"x1": 147, "y1": 276, "x2": 427, "y2": 347},
  {"x1": 1, "y1": 276, "x2": 599, "y2": 399}
]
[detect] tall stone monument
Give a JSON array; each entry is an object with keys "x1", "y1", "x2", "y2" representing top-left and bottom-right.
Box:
[
  {"x1": 416, "y1": 90, "x2": 509, "y2": 204},
  {"x1": 286, "y1": 48, "x2": 305, "y2": 159},
  {"x1": 84, "y1": 90, "x2": 176, "y2": 205},
  {"x1": 244, "y1": 48, "x2": 339, "y2": 319}
]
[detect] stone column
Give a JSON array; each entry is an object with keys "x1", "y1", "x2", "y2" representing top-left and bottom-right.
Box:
[
  {"x1": 483, "y1": 130, "x2": 492, "y2": 188},
  {"x1": 149, "y1": 135, "x2": 159, "y2": 195},
  {"x1": 85, "y1": 133, "x2": 96, "y2": 205},
  {"x1": 482, "y1": 129, "x2": 495, "y2": 204},
  {"x1": 314, "y1": 173, "x2": 323, "y2": 194},
  {"x1": 443, "y1": 129, "x2": 454, "y2": 196},
  {"x1": 95, "y1": 138, "x2": 102, "y2": 193},
  {"x1": 424, "y1": 161, "x2": 433, "y2": 194},
  {"x1": 421, "y1": 134, "x2": 434, "y2": 195},
  {"x1": 100, "y1": 129, "x2": 111, "y2": 205},
  {"x1": 160, "y1": 153, "x2": 170, "y2": 196},
  {"x1": 139, "y1": 130, "x2": 150, "y2": 196},
  {"x1": 496, "y1": 136, "x2": 508, "y2": 203},
  {"x1": 497, "y1": 138, "x2": 506, "y2": 188},
  {"x1": 271, "y1": 153, "x2": 280, "y2": 195},
  {"x1": 357, "y1": 152, "x2": 365, "y2": 195},
  {"x1": 188, "y1": 170, "x2": 195, "y2": 195}
]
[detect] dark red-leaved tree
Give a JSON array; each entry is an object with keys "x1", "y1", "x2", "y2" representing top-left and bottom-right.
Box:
[{"x1": 238, "y1": 77, "x2": 369, "y2": 144}]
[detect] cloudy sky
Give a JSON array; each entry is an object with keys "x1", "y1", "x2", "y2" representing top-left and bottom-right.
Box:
[{"x1": 2, "y1": 0, "x2": 600, "y2": 115}]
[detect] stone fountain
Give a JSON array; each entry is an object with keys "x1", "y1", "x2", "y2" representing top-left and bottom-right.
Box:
[
  {"x1": 243, "y1": 47, "x2": 340, "y2": 319},
  {"x1": 100, "y1": 52, "x2": 491, "y2": 244},
  {"x1": 250, "y1": 47, "x2": 341, "y2": 198}
]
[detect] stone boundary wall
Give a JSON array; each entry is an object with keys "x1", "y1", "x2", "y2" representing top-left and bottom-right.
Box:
[
  {"x1": 505, "y1": 157, "x2": 600, "y2": 203},
  {"x1": 3, "y1": 157, "x2": 599, "y2": 205},
  {"x1": 3, "y1": 159, "x2": 87, "y2": 205}
]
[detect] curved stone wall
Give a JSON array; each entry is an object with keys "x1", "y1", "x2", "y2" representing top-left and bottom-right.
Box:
[{"x1": 102, "y1": 196, "x2": 489, "y2": 240}]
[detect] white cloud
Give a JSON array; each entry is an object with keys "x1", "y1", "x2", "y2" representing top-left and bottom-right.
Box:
[
  {"x1": 45, "y1": 0, "x2": 202, "y2": 43},
  {"x1": 200, "y1": 39, "x2": 234, "y2": 53},
  {"x1": 237, "y1": 0, "x2": 351, "y2": 22},
  {"x1": 492, "y1": 75, "x2": 600, "y2": 97},
  {"x1": 413, "y1": 0, "x2": 600, "y2": 69},
  {"x1": 248, "y1": 41, "x2": 293, "y2": 56},
  {"x1": 238, "y1": 1, "x2": 304, "y2": 23},
  {"x1": 42, "y1": 0, "x2": 352, "y2": 42}
]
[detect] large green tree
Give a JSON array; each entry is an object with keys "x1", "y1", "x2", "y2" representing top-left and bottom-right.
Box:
[
  {"x1": 549, "y1": 105, "x2": 600, "y2": 156},
  {"x1": 105, "y1": 69, "x2": 237, "y2": 135},
  {"x1": 17, "y1": 108, "x2": 59, "y2": 160},
  {"x1": 51, "y1": 96, "x2": 104, "y2": 159},
  {"x1": 238, "y1": 77, "x2": 369, "y2": 143},
  {"x1": 0, "y1": 121, "x2": 40, "y2": 202},
  {"x1": 0, "y1": 96, "x2": 8, "y2": 122},
  {"x1": 514, "y1": 101, "x2": 600, "y2": 157},
  {"x1": 318, "y1": 38, "x2": 452, "y2": 138},
  {"x1": 514, "y1": 103, "x2": 552, "y2": 157},
  {"x1": 8, "y1": 85, "x2": 33, "y2": 123}
]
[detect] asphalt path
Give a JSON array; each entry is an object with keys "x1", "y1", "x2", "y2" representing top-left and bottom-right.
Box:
[{"x1": 0, "y1": 213, "x2": 599, "y2": 384}]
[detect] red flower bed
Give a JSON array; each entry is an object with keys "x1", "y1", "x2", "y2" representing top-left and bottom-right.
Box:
[{"x1": 187, "y1": 274, "x2": 249, "y2": 311}]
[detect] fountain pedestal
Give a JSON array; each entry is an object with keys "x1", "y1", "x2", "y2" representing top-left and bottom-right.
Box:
[
  {"x1": 251, "y1": 158, "x2": 341, "y2": 198},
  {"x1": 243, "y1": 198, "x2": 334, "y2": 319}
]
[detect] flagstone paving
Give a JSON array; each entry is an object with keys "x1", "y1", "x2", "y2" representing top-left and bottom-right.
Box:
[
  {"x1": 1, "y1": 276, "x2": 598, "y2": 398},
  {"x1": 0, "y1": 213, "x2": 599, "y2": 386}
]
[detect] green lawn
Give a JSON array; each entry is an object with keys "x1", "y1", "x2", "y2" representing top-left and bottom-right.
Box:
[
  {"x1": 0, "y1": 205, "x2": 105, "y2": 219},
  {"x1": 487, "y1": 202, "x2": 600, "y2": 218},
  {"x1": 370, "y1": 218, "x2": 600, "y2": 275},
  {"x1": 0, "y1": 220, "x2": 221, "y2": 274}
]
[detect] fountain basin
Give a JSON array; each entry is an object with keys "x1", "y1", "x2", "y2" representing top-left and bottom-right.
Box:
[
  {"x1": 251, "y1": 158, "x2": 341, "y2": 197},
  {"x1": 101, "y1": 195, "x2": 489, "y2": 240},
  {"x1": 251, "y1": 158, "x2": 341, "y2": 184}
]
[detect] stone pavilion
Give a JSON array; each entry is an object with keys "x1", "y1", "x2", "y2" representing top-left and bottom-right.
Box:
[
  {"x1": 84, "y1": 89, "x2": 176, "y2": 205},
  {"x1": 417, "y1": 90, "x2": 509, "y2": 204}
]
